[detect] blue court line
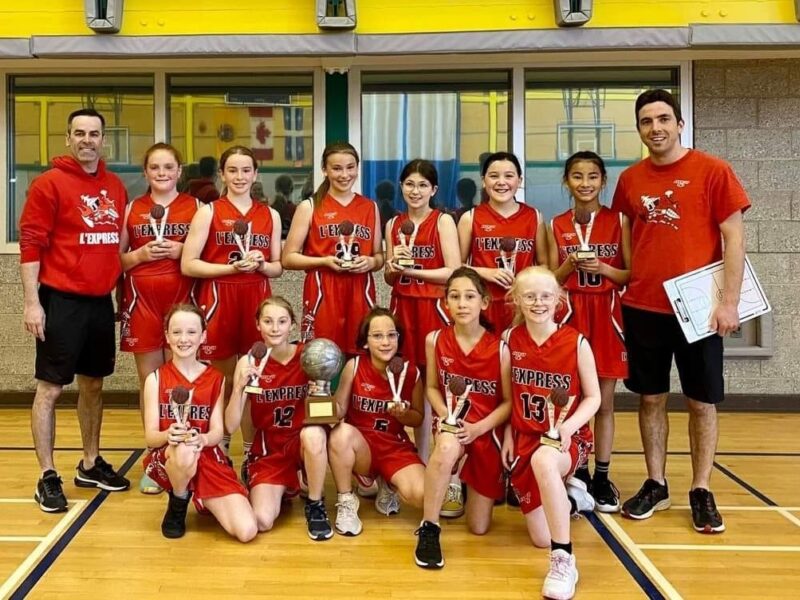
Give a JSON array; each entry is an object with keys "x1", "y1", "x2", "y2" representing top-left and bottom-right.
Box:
[
  {"x1": 713, "y1": 461, "x2": 778, "y2": 506},
  {"x1": 9, "y1": 450, "x2": 143, "y2": 600}
]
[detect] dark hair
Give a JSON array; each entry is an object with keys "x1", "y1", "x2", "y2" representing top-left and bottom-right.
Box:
[
  {"x1": 562, "y1": 151, "x2": 607, "y2": 181},
  {"x1": 444, "y1": 267, "x2": 494, "y2": 332},
  {"x1": 456, "y1": 178, "x2": 477, "y2": 206},
  {"x1": 275, "y1": 174, "x2": 294, "y2": 196},
  {"x1": 399, "y1": 159, "x2": 439, "y2": 188},
  {"x1": 313, "y1": 142, "x2": 360, "y2": 207},
  {"x1": 255, "y1": 295, "x2": 296, "y2": 324},
  {"x1": 375, "y1": 180, "x2": 395, "y2": 202},
  {"x1": 356, "y1": 307, "x2": 403, "y2": 350},
  {"x1": 142, "y1": 142, "x2": 183, "y2": 170},
  {"x1": 219, "y1": 145, "x2": 257, "y2": 171},
  {"x1": 635, "y1": 89, "x2": 683, "y2": 127},
  {"x1": 198, "y1": 156, "x2": 217, "y2": 177},
  {"x1": 164, "y1": 303, "x2": 207, "y2": 332},
  {"x1": 480, "y1": 152, "x2": 522, "y2": 177},
  {"x1": 67, "y1": 108, "x2": 105, "y2": 132}
]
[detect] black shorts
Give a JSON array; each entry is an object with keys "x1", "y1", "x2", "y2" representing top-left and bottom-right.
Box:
[
  {"x1": 35, "y1": 285, "x2": 116, "y2": 385},
  {"x1": 621, "y1": 305, "x2": 724, "y2": 404}
]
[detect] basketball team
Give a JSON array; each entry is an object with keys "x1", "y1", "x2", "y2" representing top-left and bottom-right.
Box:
[{"x1": 19, "y1": 89, "x2": 749, "y2": 600}]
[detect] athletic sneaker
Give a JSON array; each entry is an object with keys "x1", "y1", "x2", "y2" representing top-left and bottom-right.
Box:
[
  {"x1": 592, "y1": 478, "x2": 621, "y2": 513},
  {"x1": 335, "y1": 492, "x2": 362, "y2": 536},
  {"x1": 572, "y1": 465, "x2": 592, "y2": 490},
  {"x1": 240, "y1": 456, "x2": 250, "y2": 487},
  {"x1": 689, "y1": 488, "x2": 725, "y2": 534},
  {"x1": 355, "y1": 474, "x2": 378, "y2": 498},
  {"x1": 35, "y1": 470, "x2": 68, "y2": 513},
  {"x1": 414, "y1": 520, "x2": 444, "y2": 569},
  {"x1": 139, "y1": 473, "x2": 163, "y2": 495},
  {"x1": 505, "y1": 478, "x2": 520, "y2": 508},
  {"x1": 304, "y1": 499, "x2": 334, "y2": 541},
  {"x1": 74, "y1": 456, "x2": 130, "y2": 491},
  {"x1": 621, "y1": 479, "x2": 671, "y2": 520},
  {"x1": 375, "y1": 477, "x2": 400, "y2": 516},
  {"x1": 440, "y1": 482, "x2": 465, "y2": 518},
  {"x1": 542, "y1": 549, "x2": 578, "y2": 600},
  {"x1": 162, "y1": 491, "x2": 192, "y2": 539},
  {"x1": 566, "y1": 476, "x2": 595, "y2": 514}
]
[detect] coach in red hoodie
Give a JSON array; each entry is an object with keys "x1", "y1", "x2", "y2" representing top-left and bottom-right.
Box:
[{"x1": 20, "y1": 108, "x2": 132, "y2": 513}]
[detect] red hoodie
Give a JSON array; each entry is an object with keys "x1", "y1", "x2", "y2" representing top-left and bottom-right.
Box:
[{"x1": 19, "y1": 156, "x2": 127, "y2": 296}]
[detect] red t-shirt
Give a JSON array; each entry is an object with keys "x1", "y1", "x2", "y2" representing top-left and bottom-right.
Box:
[
  {"x1": 388, "y1": 210, "x2": 446, "y2": 299},
  {"x1": 154, "y1": 362, "x2": 223, "y2": 435},
  {"x1": 611, "y1": 150, "x2": 750, "y2": 313}
]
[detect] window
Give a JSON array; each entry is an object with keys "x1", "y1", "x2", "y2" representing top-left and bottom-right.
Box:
[{"x1": 7, "y1": 75, "x2": 154, "y2": 242}]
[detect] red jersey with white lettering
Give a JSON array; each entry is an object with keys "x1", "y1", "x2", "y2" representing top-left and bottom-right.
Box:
[
  {"x1": 551, "y1": 206, "x2": 625, "y2": 294},
  {"x1": 346, "y1": 356, "x2": 419, "y2": 438},
  {"x1": 303, "y1": 194, "x2": 376, "y2": 260},
  {"x1": 126, "y1": 193, "x2": 198, "y2": 277},
  {"x1": 199, "y1": 197, "x2": 274, "y2": 284},
  {"x1": 468, "y1": 203, "x2": 541, "y2": 300},
  {"x1": 388, "y1": 210, "x2": 446, "y2": 299},
  {"x1": 154, "y1": 361, "x2": 223, "y2": 434}
]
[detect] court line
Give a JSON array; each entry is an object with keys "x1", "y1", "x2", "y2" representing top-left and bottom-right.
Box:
[
  {"x1": 613, "y1": 450, "x2": 800, "y2": 457},
  {"x1": 713, "y1": 461, "x2": 777, "y2": 506},
  {"x1": 0, "y1": 447, "x2": 143, "y2": 452},
  {"x1": 0, "y1": 537, "x2": 46, "y2": 543},
  {"x1": 640, "y1": 544, "x2": 800, "y2": 552},
  {"x1": 585, "y1": 512, "x2": 669, "y2": 600},
  {"x1": 0, "y1": 500, "x2": 87, "y2": 599},
  {"x1": 0, "y1": 500, "x2": 37, "y2": 504},
  {"x1": 6, "y1": 450, "x2": 142, "y2": 600},
  {"x1": 669, "y1": 505, "x2": 800, "y2": 512},
  {"x1": 777, "y1": 509, "x2": 800, "y2": 529}
]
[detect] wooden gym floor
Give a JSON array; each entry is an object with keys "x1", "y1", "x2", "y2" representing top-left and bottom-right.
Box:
[{"x1": 0, "y1": 409, "x2": 798, "y2": 599}]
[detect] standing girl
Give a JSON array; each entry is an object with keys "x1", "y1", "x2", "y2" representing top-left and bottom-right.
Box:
[
  {"x1": 548, "y1": 151, "x2": 630, "y2": 512},
  {"x1": 142, "y1": 304, "x2": 257, "y2": 542},
  {"x1": 501, "y1": 267, "x2": 600, "y2": 600},
  {"x1": 226, "y1": 297, "x2": 332, "y2": 541},
  {"x1": 282, "y1": 142, "x2": 384, "y2": 356}
]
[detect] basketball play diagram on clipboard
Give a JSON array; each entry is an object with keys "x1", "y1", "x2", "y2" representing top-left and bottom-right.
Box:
[{"x1": 663, "y1": 256, "x2": 771, "y2": 344}]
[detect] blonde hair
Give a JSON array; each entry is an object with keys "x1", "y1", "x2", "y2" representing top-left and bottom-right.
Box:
[
  {"x1": 508, "y1": 266, "x2": 563, "y2": 326},
  {"x1": 255, "y1": 295, "x2": 296, "y2": 324}
]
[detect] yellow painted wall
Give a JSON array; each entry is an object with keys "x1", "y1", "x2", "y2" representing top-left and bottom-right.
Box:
[{"x1": 0, "y1": 1, "x2": 795, "y2": 37}]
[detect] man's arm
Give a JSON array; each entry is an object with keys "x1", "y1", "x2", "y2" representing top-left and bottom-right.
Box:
[
  {"x1": 711, "y1": 210, "x2": 745, "y2": 336},
  {"x1": 21, "y1": 262, "x2": 45, "y2": 341}
]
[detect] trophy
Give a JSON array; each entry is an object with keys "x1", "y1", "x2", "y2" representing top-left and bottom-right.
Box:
[
  {"x1": 244, "y1": 341, "x2": 270, "y2": 395},
  {"x1": 149, "y1": 204, "x2": 169, "y2": 242},
  {"x1": 386, "y1": 356, "x2": 409, "y2": 410},
  {"x1": 499, "y1": 236, "x2": 517, "y2": 274},
  {"x1": 338, "y1": 220, "x2": 356, "y2": 269},
  {"x1": 300, "y1": 338, "x2": 344, "y2": 425},
  {"x1": 394, "y1": 220, "x2": 417, "y2": 267},
  {"x1": 170, "y1": 385, "x2": 194, "y2": 441},
  {"x1": 439, "y1": 375, "x2": 472, "y2": 435},
  {"x1": 540, "y1": 386, "x2": 577, "y2": 449},
  {"x1": 233, "y1": 218, "x2": 251, "y2": 258},
  {"x1": 573, "y1": 207, "x2": 596, "y2": 261}
]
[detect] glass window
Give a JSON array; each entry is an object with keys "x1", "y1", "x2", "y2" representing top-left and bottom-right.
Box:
[
  {"x1": 8, "y1": 75, "x2": 154, "y2": 242},
  {"x1": 168, "y1": 73, "x2": 314, "y2": 236},
  {"x1": 361, "y1": 70, "x2": 511, "y2": 228},
  {"x1": 524, "y1": 67, "x2": 680, "y2": 220}
]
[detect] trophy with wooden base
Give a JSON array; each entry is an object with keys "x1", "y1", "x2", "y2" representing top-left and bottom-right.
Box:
[
  {"x1": 301, "y1": 338, "x2": 344, "y2": 425},
  {"x1": 149, "y1": 204, "x2": 169, "y2": 242},
  {"x1": 540, "y1": 386, "x2": 577, "y2": 449},
  {"x1": 169, "y1": 385, "x2": 194, "y2": 442},
  {"x1": 499, "y1": 236, "x2": 518, "y2": 274},
  {"x1": 338, "y1": 220, "x2": 356, "y2": 269},
  {"x1": 573, "y1": 207, "x2": 597, "y2": 261},
  {"x1": 244, "y1": 341, "x2": 270, "y2": 395},
  {"x1": 386, "y1": 356, "x2": 409, "y2": 410},
  {"x1": 394, "y1": 220, "x2": 417, "y2": 267},
  {"x1": 439, "y1": 376, "x2": 472, "y2": 434}
]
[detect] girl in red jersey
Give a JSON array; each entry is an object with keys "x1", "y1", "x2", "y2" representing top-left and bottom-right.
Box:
[
  {"x1": 327, "y1": 308, "x2": 425, "y2": 537},
  {"x1": 547, "y1": 151, "x2": 631, "y2": 513},
  {"x1": 501, "y1": 267, "x2": 600, "y2": 600},
  {"x1": 457, "y1": 152, "x2": 548, "y2": 333},
  {"x1": 385, "y1": 159, "x2": 461, "y2": 461},
  {"x1": 142, "y1": 304, "x2": 257, "y2": 542},
  {"x1": 226, "y1": 296, "x2": 332, "y2": 541},
  {"x1": 414, "y1": 267, "x2": 511, "y2": 570},
  {"x1": 120, "y1": 143, "x2": 199, "y2": 494},
  {"x1": 282, "y1": 142, "x2": 384, "y2": 357},
  {"x1": 181, "y1": 146, "x2": 283, "y2": 462}
]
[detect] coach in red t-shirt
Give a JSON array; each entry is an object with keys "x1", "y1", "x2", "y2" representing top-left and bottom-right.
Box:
[
  {"x1": 611, "y1": 90, "x2": 750, "y2": 534},
  {"x1": 19, "y1": 109, "x2": 131, "y2": 514}
]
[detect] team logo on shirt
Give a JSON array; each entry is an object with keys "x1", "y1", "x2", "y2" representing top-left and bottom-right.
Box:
[
  {"x1": 480, "y1": 224, "x2": 496, "y2": 232},
  {"x1": 324, "y1": 212, "x2": 338, "y2": 220},
  {"x1": 362, "y1": 383, "x2": 376, "y2": 392},
  {"x1": 640, "y1": 190, "x2": 681, "y2": 230},
  {"x1": 674, "y1": 179, "x2": 690, "y2": 188},
  {"x1": 512, "y1": 351, "x2": 527, "y2": 361},
  {"x1": 561, "y1": 232, "x2": 577, "y2": 242},
  {"x1": 78, "y1": 190, "x2": 119, "y2": 228},
  {"x1": 441, "y1": 357, "x2": 454, "y2": 367}
]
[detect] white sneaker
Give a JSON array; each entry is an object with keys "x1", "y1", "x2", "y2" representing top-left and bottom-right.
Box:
[
  {"x1": 375, "y1": 477, "x2": 400, "y2": 516},
  {"x1": 335, "y1": 492, "x2": 362, "y2": 536},
  {"x1": 566, "y1": 476, "x2": 595, "y2": 515},
  {"x1": 355, "y1": 474, "x2": 378, "y2": 498},
  {"x1": 542, "y1": 549, "x2": 578, "y2": 600},
  {"x1": 439, "y1": 482, "x2": 465, "y2": 518}
]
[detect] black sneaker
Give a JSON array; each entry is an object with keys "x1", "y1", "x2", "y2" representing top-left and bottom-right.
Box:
[
  {"x1": 414, "y1": 520, "x2": 444, "y2": 569},
  {"x1": 240, "y1": 459, "x2": 250, "y2": 487},
  {"x1": 689, "y1": 488, "x2": 725, "y2": 534},
  {"x1": 305, "y1": 500, "x2": 333, "y2": 541},
  {"x1": 622, "y1": 479, "x2": 670, "y2": 520},
  {"x1": 75, "y1": 456, "x2": 130, "y2": 491},
  {"x1": 35, "y1": 470, "x2": 68, "y2": 513},
  {"x1": 593, "y1": 478, "x2": 621, "y2": 513},
  {"x1": 162, "y1": 491, "x2": 192, "y2": 539},
  {"x1": 505, "y1": 477, "x2": 520, "y2": 508},
  {"x1": 573, "y1": 465, "x2": 592, "y2": 491}
]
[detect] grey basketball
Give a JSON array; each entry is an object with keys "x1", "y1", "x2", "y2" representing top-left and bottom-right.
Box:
[{"x1": 301, "y1": 338, "x2": 344, "y2": 381}]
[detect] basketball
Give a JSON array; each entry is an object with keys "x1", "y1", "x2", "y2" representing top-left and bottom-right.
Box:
[{"x1": 300, "y1": 338, "x2": 344, "y2": 381}]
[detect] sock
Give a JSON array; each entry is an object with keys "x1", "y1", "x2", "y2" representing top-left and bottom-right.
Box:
[
  {"x1": 574, "y1": 464, "x2": 590, "y2": 482},
  {"x1": 551, "y1": 540, "x2": 573, "y2": 555},
  {"x1": 306, "y1": 497, "x2": 323, "y2": 506},
  {"x1": 338, "y1": 490, "x2": 353, "y2": 500},
  {"x1": 174, "y1": 490, "x2": 190, "y2": 500},
  {"x1": 220, "y1": 435, "x2": 231, "y2": 456},
  {"x1": 593, "y1": 460, "x2": 610, "y2": 484},
  {"x1": 243, "y1": 441, "x2": 252, "y2": 460}
]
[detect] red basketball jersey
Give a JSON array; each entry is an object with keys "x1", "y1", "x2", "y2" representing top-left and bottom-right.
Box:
[
  {"x1": 126, "y1": 193, "x2": 198, "y2": 277},
  {"x1": 199, "y1": 197, "x2": 275, "y2": 284},
  {"x1": 506, "y1": 325, "x2": 584, "y2": 436},
  {"x1": 469, "y1": 203, "x2": 541, "y2": 299},
  {"x1": 155, "y1": 361, "x2": 224, "y2": 434},
  {"x1": 388, "y1": 210, "x2": 446, "y2": 299},
  {"x1": 433, "y1": 326, "x2": 503, "y2": 423},
  {"x1": 346, "y1": 355, "x2": 419, "y2": 438},
  {"x1": 247, "y1": 344, "x2": 308, "y2": 441},
  {"x1": 551, "y1": 206, "x2": 625, "y2": 294},
  {"x1": 303, "y1": 194, "x2": 377, "y2": 261}
]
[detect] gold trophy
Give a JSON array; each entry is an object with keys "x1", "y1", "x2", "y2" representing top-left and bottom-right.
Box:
[
  {"x1": 301, "y1": 338, "x2": 344, "y2": 425},
  {"x1": 499, "y1": 236, "x2": 518, "y2": 274},
  {"x1": 337, "y1": 220, "x2": 356, "y2": 269},
  {"x1": 149, "y1": 204, "x2": 168, "y2": 242},
  {"x1": 169, "y1": 385, "x2": 194, "y2": 441},
  {"x1": 386, "y1": 356, "x2": 409, "y2": 410},
  {"x1": 394, "y1": 219, "x2": 417, "y2": 267},
  {"x1": 244, "y1": 341, "x2": 270, "y2": 395},
  {"x1": 439, "y1": 376, "x2": 472, "y2": 435},
  {"x1": 540, "y1": 386, "x2": 577, "y2": 449},
  {"x1": 573, "y1": 207, "x2": 596, "y2": 261}
]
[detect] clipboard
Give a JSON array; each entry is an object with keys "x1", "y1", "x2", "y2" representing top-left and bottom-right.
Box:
[{"x1": 662, "y1": 256, "x2": 771, "y2": 344}]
